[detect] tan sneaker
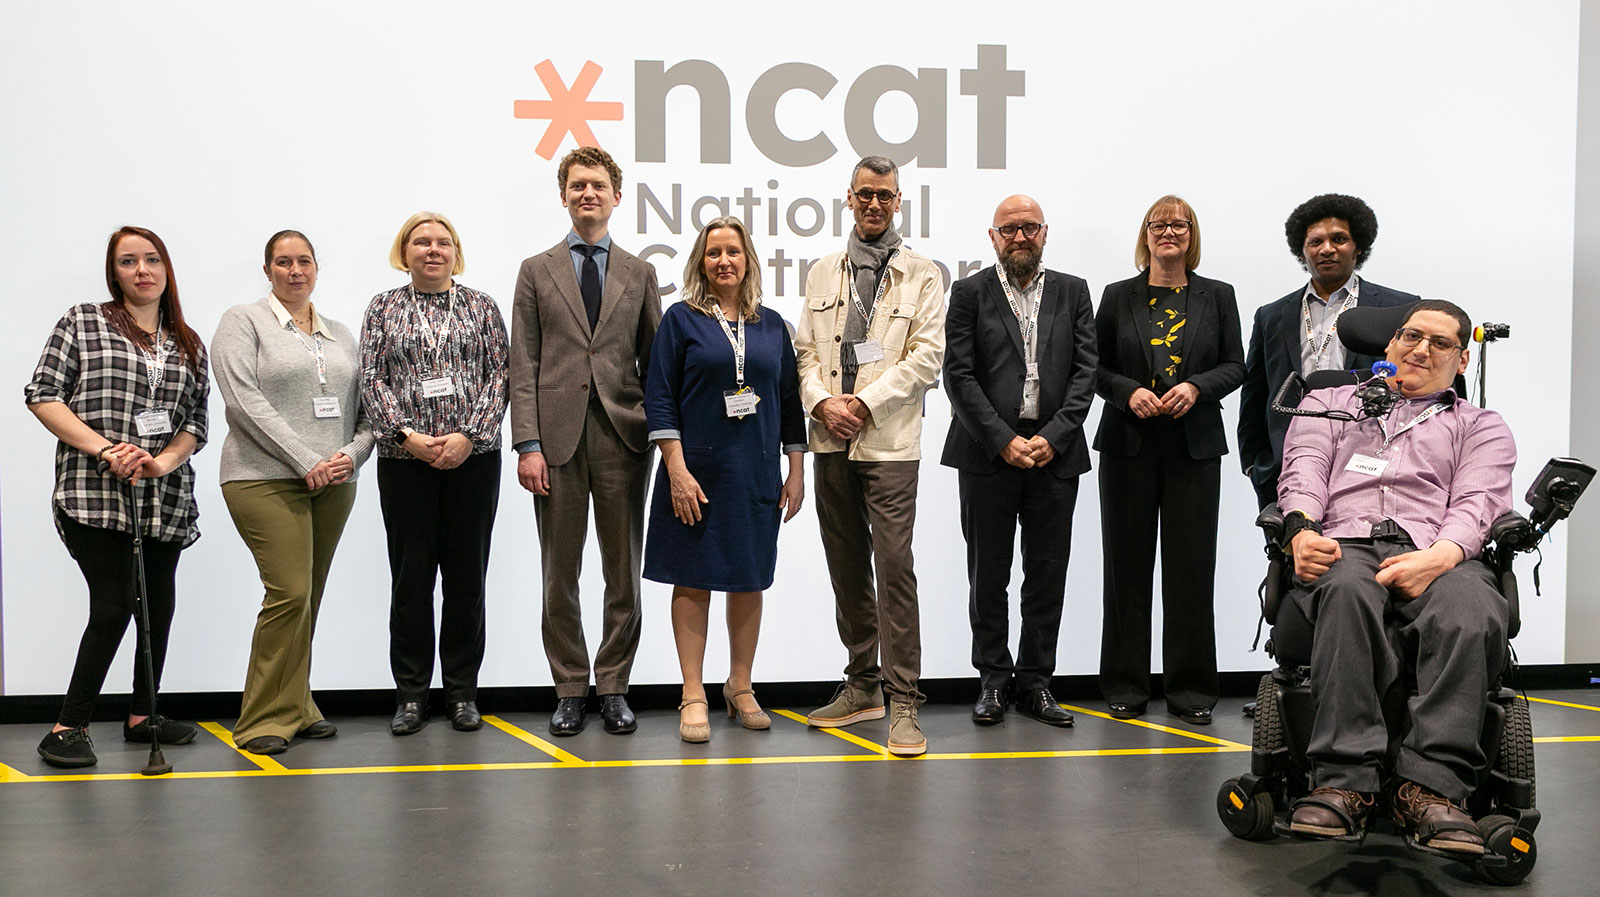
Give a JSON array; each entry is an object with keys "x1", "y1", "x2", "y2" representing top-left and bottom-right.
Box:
[
  {"x1": 887, "y1": 701, "x2": 927, "y2": 756},
  {"x1": 806, "y1": 682, "x2": 886, "y2": 727}
]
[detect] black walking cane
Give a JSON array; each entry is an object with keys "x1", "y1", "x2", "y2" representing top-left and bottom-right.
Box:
[{"x1": 124, "y1": 474, "x2": 172, "y2": 776}]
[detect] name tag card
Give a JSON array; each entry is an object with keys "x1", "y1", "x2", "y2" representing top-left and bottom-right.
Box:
[
  {"x1": 1025, "y1": 362, "x2": 1039, "y2": 381},
  {"x1": 853, "y1": 339, "x2": 885, "y2": 364},
  {"x1": 421, "y1": 376, "x2": 456, "y2": 398},
  {"x1": 1346, "y1": 453, "x2": 1389, "y2": 477},
  {"x1": 134, "y1": 408, "x2": 172, "y2": 437},
  {"x1": 724, "y1": 389, "x2": 759, "y2": 418},
  {"x1": 312, "y1": 396, "x2": 342, "y2": 418}
]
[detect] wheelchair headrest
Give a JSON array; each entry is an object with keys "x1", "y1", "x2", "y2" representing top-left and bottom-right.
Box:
[{"x1": 1335, "y1": 302, "x2": 1419, "y2": 358}]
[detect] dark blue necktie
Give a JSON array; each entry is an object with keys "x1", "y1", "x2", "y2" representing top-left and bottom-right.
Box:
[{"x1": 578, "y1": 244, "x2": 602, "y2": 330}]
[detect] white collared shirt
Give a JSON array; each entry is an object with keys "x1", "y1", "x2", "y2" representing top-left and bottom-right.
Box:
[
  {"x1": 267, "y1": 292, "x2": 334, "y2": 339},
  {"x1": 1300, "y1": 274, "x2": 1360, "y2": 374}
]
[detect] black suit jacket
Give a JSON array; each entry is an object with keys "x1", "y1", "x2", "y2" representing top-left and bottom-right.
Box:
[
  {"x1": 1237, "y1": 278, "x2": 1419, "y2": 504},
  {"x1": 1093, "y1": 270, "x2": 1245, "y2": 459},
  {"x1": 941, "y1": 266, "x2": 1097, "y2": 479}
]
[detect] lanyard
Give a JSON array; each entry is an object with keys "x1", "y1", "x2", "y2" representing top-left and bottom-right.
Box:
[
  {"x1": 409, "y1": 285, "x2": 458, "y2": 372},
  {"x1": 1302, "y1": 287, "x2": 1359, "y2": 369},
  {"x1": 1377, "y1": 401, "x2": 1447, "y2": 456},
  {"x1": 712, "y1": 304, "x2": 746, "y2": 389},
  {"x1": 135, "y1": 325, "x2": 169, "y2": 399},
  {"x1": 847, "y1": 249, "x2": 898, "y2": 330},
  {"x1": 286, "y1": 318, "x2": 328, "y2": 394},
  {"x1": 996, "y1": 267, "x2": 1044, "y2": 362}
]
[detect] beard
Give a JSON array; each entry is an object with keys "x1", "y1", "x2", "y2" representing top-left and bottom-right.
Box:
[{"x1": 998, "y1": 243, "x2": 1041, "y2": 283}]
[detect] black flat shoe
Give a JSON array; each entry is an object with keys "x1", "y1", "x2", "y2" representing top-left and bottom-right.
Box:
[
  {"x1": 244, "y1": 735, "x2": 288, "y2": 755},
  {"x1": 600, "y1": 694, "x2": 636, "y2": 734},
  {"x1": 390, "y1": 701, "x2": 427, "y2": 736},
  {"x1": 971, "y1": 688, "x2": 1006, "y2": 725},
  {"x1": 1016, "y1": 688, "x2": 1073, "y2": 727},
  {"x1": 38, "y1": 726, "x2": 97, "y2": 768},
  {"x1": 449, "y1": 701, "x2": 482, "y2": 732},
  {"x1": 1174, "y1": 706, "x2": 1213, "y2": 725},
  {"x1": 549, "y1": 696, "x2": 586, "y2": 736},
  {"x1": 123, "y1": 714, "x2": 197, "y2": 745},
  {"x1": 1107, "y1": 702, "x2": 1144, "y2": 720},
  {"x1": 296, "y1": 720, "x2": 338, "y2": 740}
]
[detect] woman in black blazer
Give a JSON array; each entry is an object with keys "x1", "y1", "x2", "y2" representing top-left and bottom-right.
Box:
[{"x1": 1093, "y1": 195, "x2": 1244, "y2": 724}]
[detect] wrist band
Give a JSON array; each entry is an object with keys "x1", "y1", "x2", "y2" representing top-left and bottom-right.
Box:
[{"x1": 95, "y1": 444, "x2": 115, "y2": 461}]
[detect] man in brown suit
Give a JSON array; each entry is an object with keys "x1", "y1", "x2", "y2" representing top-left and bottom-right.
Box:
[{"x1": 509, "y1": 146, "x2": 663, "y2": 736}]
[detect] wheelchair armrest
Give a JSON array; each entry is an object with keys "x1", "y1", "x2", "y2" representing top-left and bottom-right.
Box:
[
  {"x1": 1489, "y1": 511, "x2": 1531, "y2": 547},
  {"x1": 1256, "y1": 502, "x2": 1286, "y2": 544}
]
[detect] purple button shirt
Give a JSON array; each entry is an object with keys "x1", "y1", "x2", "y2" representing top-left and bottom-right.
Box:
[{"x1": 1278, "y1": 385, "x2": 1515, "y2": 560}]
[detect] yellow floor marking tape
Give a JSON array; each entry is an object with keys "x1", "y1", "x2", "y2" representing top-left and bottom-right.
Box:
[
  {"x1": 1058, "y1": 704, "x2": 1251, "y2": 749},
  {"x1": 770, "y1": 708, "x2": 887, "y2": 754},
  {"x1": 199, "y1": 721, "x2": 288, "y2": 772},
  {"x1": 1525, "y1": 695, "x2": 1600, "y2": 713},
  {"x1": 0, "y1": 761, "x2": 32, "y2": 782},
  {"x1": 482, "y1": 715, "x2": 588, "y2": 765},
  {"x1": 1532, "y1": 735, "x2": 1600, "y2": 743}
]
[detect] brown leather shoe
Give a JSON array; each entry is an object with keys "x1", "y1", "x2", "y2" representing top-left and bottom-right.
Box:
[
  {"x1": 1289, "y1": 787, "x2": 1376, "y2": 838},
  {"x1": 1391, "y1": 780, "x2": 1485, "y2": 855}
]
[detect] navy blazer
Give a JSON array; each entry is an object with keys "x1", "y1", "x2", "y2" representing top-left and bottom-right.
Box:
[
  {"x1": 1093, "y1": 270, "x2": 1245, "y2": 459},
  {"x1": 941, "y1": 266, "x2": 1097, "y2": 479},
  {"x1": 1237, "y1": 278, "x2": 1419, "y2": 505}
]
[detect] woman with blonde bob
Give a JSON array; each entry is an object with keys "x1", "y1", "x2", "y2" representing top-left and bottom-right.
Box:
[
  {"x1": 642, "y1": 216, "x2": 805, "y2": 743},
  {"x1": 359, "y1": 211, "x2": 508, "y2": 736},
  {"x1": 1092, "y1": 195, "x2": 1244, "y2": 725}
]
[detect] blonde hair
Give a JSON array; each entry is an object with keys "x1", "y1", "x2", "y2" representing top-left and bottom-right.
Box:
[
  {"x1": 1134, "y1": 195, "x2": 1202, "y2": 272},
  {"x1": 389, "y1": 211, "x2": 466, "y2": 275},
  {"x1": 681, "y1": 216, "x2": 762, "y2": 322}
]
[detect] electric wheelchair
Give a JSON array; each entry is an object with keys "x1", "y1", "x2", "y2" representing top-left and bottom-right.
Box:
[{"x1": 1215, "y1": 307, "x2": 1592, "y2": 885}]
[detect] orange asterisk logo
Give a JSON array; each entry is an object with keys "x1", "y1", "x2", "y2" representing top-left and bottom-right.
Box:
[{"x1": 514, "y1": 60, "x2": 624, "y2": 160}]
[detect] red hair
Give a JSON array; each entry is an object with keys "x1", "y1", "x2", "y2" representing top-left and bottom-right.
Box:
[{"x1": 101, "y1": 226, "x2": 203, "y2": 369}]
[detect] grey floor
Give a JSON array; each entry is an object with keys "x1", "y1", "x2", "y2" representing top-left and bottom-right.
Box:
[{"x1": 2, "y1": 691, "x2": 1598, "y2": 897}]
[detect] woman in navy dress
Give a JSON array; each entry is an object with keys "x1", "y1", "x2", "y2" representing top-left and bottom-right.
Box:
[{"x1": 644, "y1": 216, "x2": 805, "y2": 744}]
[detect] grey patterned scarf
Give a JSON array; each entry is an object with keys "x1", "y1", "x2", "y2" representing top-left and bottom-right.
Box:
[{"x1": 841, "y1": 226, "x2": 903, "y2": 387}]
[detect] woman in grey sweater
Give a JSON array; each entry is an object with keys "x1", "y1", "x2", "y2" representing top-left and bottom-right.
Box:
[{"x1": 212, "y1": 230, "x2": 374, "y2": 755}]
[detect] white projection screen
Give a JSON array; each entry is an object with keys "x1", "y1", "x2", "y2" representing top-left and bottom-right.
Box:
[{"x1": 0, "y1": 1, "x2": 1582, "y2": 696}]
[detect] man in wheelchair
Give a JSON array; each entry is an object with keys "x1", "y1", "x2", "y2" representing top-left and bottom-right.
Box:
[{"x1": 1275, "y1": 299, "x2": 1514, "y2": 854}]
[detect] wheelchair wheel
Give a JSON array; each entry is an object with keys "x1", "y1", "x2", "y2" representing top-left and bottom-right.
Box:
[
  {"x1": 1475, "y1": 814, "x2": 1537, "y2": 885},
  {"x1": 1253, "y1": 674, "x2": 1284, "y2": 753},
  {"x1": 1218, "y1": 777, "x2": 1276, "y2": 841},
  {"x1": 1495, "y1": 697, "x2": 1536, "y2": 807}
]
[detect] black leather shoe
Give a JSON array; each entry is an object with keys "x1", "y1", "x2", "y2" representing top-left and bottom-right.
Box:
[
  {"x1": 449, "y1": 701, "x2": 482, "y2": 732},
  {"x1": 296, "y1": 720, "x2": 338, "y2": 740},
  {"x1": 1016, "y1": 688, "x2": 1073, "y2": 727},
  {"x1": 390, "y1": 702, "x2": 427, "y2": 736},
  {"x1": 1174, "y1": 705, "x2": 1213, "y2": 725},
  {"x1": 244, "y1": 735, "x2": 288, "y2": 755},
  {"x1": 1107, "y1": 702, "x2": 1144, "y2": 720},
  {"x1": 971, "y1": 688, "x2": 1006, "y2": 725},
  {"x1": 549, "y1": 697, "x2": 586, "y2": 736},
  {"x1": 600, "y1": 694, "x2": 637, "y2": 734},
  {"x1": 1241, "y1": 701, "x2": 1257, "y2": 718}
]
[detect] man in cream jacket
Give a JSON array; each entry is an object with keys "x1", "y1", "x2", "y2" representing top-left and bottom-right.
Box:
[{"x1": 795, "y1": 155, "x2": 946, "y2": 756}]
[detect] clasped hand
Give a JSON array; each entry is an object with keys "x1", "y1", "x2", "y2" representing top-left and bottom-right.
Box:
[
  {"x1": 305, "y1": 452, "x2": 354, "y2": 489},
  {"x1": 816, "y1": 394, "x2": 870, "y2": 440},
  {"x1": 403, "y1": 431, "x2": 473, "y2": 470},
  {"x1": 1129, "y1": 383, "x2": 1200, "y2": 420},
  {"x1": 1000, "y1": 435, "x2": 1056, "y2": 468},
  {"x1": 101, "y1": 442, "x2": 160, "y2": 483}
]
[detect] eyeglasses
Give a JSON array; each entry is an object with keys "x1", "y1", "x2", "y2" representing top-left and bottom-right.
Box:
[
  {"x1": 853, "y1": 188, "x2": 899, "y2": 206},
  {"x1": 991, "y1": 222, "x2": 1044, "y2": 239},
  {"x1": 1146, "y1": 220, "x2": 1192, "y2": 234},
  {"x1": 1393, "y1": 328, "x2": 1463, "y2": 354}
]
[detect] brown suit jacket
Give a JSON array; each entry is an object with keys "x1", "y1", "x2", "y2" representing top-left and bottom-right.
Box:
[{"x1": 509, "y1": 238, "x2": 663, "y2": 466}]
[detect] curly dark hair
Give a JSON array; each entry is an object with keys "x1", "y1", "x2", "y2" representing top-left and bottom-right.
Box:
[{"x1": 1284, "y1": 193, "x2": 1379, "y2": 270}]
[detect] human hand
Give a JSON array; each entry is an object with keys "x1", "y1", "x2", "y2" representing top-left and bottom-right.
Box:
[
  {"x1": 779, "y1": 470, "x2": 805, "y2": 522},
  {"x1": 668, "y1": 466, "x2": 708, "y2": 524},
  {"x1": 1160, "y1": 382, "x2": 1200, "y2": 419},
  {"x1": 1376, "y1": 541, "x2": 1465, "y2": 599},
  {"x1": 816, "y1": 395, "x2": 865, "y2": 440},
  {"x1": 102, "y1": 443, "x2": 152, "y2": 481},
  {"x1": 429, "y1": 433, "x2": 474, "y2": 470},
  {"x1": 1291, "y1": 530, "x2": 1342, "y2": 582},
  {"x1": 1024, "y1": 435, "x2": 1055, "y2": 466},
  {"x1": 1000, "y1": 436, "x2": 1035, "y2": 469},
  {"x1": 401, "y1": 431, "x2": 444, "y2": 464},
  {"x1": 305, "y1": 460, "x2": 335, "y2": 489},
  {"x1": 327, "y1": 453, "x2": 354, "y2": 483},
  {"x1": 517, "y1": 451, "x2": 550, "y2": 495},
  {"x1": 1128, "y1": 387, "x2": 1163, "y2": 419}
]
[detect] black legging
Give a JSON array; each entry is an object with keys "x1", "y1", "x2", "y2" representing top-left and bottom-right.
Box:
[{"x1": 55, "y1": 510, "x2": 183, "y2": 727}]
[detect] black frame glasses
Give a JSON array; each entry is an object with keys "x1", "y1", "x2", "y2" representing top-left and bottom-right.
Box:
[
  {"x1": 1146, "y1": 220, "x2": 1192, "y2": 234},
  {"x1": 992, "y1": 222, "x2": 1044, "y2": 239},
  {"x1": 853, "y1": 188, "x2": 899, "y2": 206}
]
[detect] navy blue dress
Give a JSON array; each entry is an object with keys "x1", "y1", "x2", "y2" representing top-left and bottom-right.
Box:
[{"x1": 643, "y1": 301, "x2": 805, "y2": 592}]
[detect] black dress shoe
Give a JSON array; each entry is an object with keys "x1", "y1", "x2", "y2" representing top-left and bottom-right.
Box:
[
  {"x1": 296, "y1": 720, "x2": 338, "y2": 740},
  {"x1": 1174, "y1": 705, "x2": 1213, "y2": 725},
  {"x1": 1242, "y1": 701, "x2": 1257, "y2": 718},
  {"x1": 549, "y1": 696, "x2": 586, "y2": 736},
  {"x1": 449, "y1": 701, "x2": 482, "y2": 732},
  {"x1": 971, "y1": 688, "x2": 1006, "y2": 725},
  {"x1": 1016, "y1": 688, "x2": 1073, "y2": 727},
  {"x1": 1107, "y1": 702, "x2": 1144, "y2": 720},
  {"x1": 390, "y1": 701, "x2": 427, "y2": 736},
  {"x1": 244, "y1": 735, "x2": 288, "y2": 755},
  {"x1": 600, "y1": 694, "x2": 637, "y2": 734}
]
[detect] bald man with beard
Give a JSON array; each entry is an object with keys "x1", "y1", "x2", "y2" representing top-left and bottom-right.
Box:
[{"x1": 941, "y1": 194, "x2": 1098, "y2": 727}]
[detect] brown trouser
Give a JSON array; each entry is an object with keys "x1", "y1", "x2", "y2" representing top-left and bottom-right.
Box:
[
  {"x1": 535, "y1": 401, "x2": 650, "y2": 697},
  {"x1": 812, "y1": 452, "x2": 922, "y2": 704},
  {"x1": 223, "y1": 479, "x2": 357, "y2": 745}
]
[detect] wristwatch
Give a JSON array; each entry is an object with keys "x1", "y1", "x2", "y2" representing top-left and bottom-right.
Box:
[{"x1": 393, "y1": 427, "x2": 414, "y2": 448}]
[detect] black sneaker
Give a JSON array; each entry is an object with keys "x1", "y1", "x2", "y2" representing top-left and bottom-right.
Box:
[
  {"x1": 123, "y1": 714, "x2": 197, "y2": 745},
  {"x1": 38, "y1": 726, "x2": 98, "y2": 768}
]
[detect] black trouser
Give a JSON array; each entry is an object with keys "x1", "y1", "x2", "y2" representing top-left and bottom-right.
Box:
[
  {"x1": 1098, "y1": 418, "x2": 1222, "y2": 711},
  {"x1": 377, "y1": 452, "x2": 500, "y2": 703},
  {"x1": 55, "y1": 510, "x2": 183, "y2": 728},
  {"x1": 958, "y1": 432, "x2": 1080, "y2": 694}
]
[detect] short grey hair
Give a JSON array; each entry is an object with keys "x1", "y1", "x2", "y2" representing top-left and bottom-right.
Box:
[{"x1": 851, "y1": 155, "x2": 899, "y2": 191}]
